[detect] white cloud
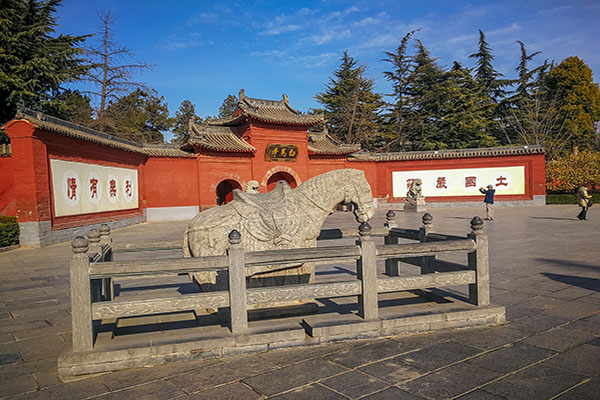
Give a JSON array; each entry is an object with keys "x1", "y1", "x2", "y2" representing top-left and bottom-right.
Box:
[
  {"x1": 261, "y1": 24, "x2": 301, "y2": 36},
  {"x1": 158, "y1": 38, "x2": 204, "y2": 51},
  {"x1": 488, "y1": 23, "x2": 522, "y2": 37},
  {"x1": 250, "y1": 49, "x2": 289, "y2": 58},
  {"x1": 537, "y1": 5, "x2": 572, "y2": 16},
  {"x1": 329, "y1": 6, "x2": 360, "y2": 19},
  {"x1": 444, "y1": 33, "x2": 478, "y2": 47},
  {"x1": 310, "y1": 28, "x2": 352, "y2": 45}
]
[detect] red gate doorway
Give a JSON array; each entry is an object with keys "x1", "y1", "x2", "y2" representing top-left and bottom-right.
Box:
[
  {"x1": 267, "y1": 172, "x2": 297, "y2": 192},
  {"x1": 216, "y1": 179, "x2": 242, "y2": 205}
]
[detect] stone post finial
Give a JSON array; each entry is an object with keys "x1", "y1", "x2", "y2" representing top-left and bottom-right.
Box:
[
  {"x1": 87, "y1": 228, "x2": 100, "y2": 243},
  {"x1": 359, "y1": 222, "x2": 372, "y2": 236},
  {"x1": 87, "y1": 228, "x2": 101, "y2": 257},
  {"x1": 99, "y1": 224, "x2": 110, "y2": 237},
  {"x1": 470, "y1": 216, "x2": 484, "y2": 233},
  {"x1": 385, "y1": 210, "x2": 396, "y2": 229},
  {"x1": 71, "y1": 236, "x2": 89, "y2": 254},
  {"x1": 229, "y1": 229, "x2": 241, "y2": 245},
  {"x1": 422, "y1": 213, "x2": 433, "y2": 226}
]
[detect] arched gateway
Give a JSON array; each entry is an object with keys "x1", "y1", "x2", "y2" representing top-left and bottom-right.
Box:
[
  {"x1": 267, "y1": 172, "x2": 296, "y2": 191},
  {"x1": 216, "y1": 179, "x2": 241, "y2": 205}
]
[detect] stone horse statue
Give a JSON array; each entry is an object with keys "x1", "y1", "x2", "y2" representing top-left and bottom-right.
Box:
[{"x1": 183, "y1": 169, "x2": 375, "y2": 292}]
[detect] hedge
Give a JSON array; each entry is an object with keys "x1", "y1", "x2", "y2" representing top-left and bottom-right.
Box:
[
  {"x1": 546, "y1": 193, "x2": 600, "y2": 205},
  {"x1": 0, "y1": 216, "x2": 19, "y2": 247}
]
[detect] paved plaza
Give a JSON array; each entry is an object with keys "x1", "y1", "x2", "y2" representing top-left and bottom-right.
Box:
[{"x1": 1, "y1": 205, "x2": 599, "y2": 399}]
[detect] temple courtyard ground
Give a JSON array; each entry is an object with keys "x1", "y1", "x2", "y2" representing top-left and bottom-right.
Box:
[{"x1": 0, "y1": 205, "x2": 599, "y2": 399}]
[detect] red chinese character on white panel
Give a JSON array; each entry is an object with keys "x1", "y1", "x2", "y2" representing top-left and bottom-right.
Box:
[
  {"x1": 125, "y1": 180, "x2": 131, "y2": 196},
  {"x1": 496, "y1": 176, "x2": 508, "y2": 186},
  {"x1": 67, "y1": 177, "x2": 77, "y2": 200},
  {"x1": 406, "y1": 178, "x2": 414, "y2": 190},
  {"x1": 436, "y1": 177, "x2": 448, "y2": 189},
  {"x1": 465, "y1": 176, "x2": 477, "y2": 188},
  {"x1": 89, "y1": 178, "x2": 98, "y2": 199},
  {"x1": 109, "y1": 179, "x2": 117, "y2": 197}
]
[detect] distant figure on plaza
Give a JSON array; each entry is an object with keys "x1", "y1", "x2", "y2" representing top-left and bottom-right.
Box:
[
  {"x1": 576, "y1": 184, "x2": 593, "y2": 221},
  {"x1": 479, "y1": 184, "x2": 496, "y2": 220}
]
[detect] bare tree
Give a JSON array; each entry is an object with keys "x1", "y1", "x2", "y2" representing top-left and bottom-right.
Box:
[
  {"x1": 84, "y1": 10, "x2": 152, "y2": 124},
  {"x1": 504, "y1": 94, "x2": 572, "y2": 160}
]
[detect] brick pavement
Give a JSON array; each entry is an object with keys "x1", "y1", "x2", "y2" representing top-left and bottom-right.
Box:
[{"x1": 0, "y1": 205, "x2": 599, "y2": 399}]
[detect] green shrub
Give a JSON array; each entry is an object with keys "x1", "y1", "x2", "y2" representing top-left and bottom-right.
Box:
[
  {"x1": 546, "y1": 193, "x2": 600, "y2": 204},
  {"x1": 0, "y1": 216, "x2": 19, "y2": 247}
]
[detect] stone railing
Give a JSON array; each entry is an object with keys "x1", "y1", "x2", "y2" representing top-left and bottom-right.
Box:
[{"x1": 68, "y1": 214, "x2": 489, "y2": 352}]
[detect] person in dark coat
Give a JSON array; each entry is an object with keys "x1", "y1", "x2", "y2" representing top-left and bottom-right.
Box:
[{"x1": 479, "y1": 184, "x2": 496, "y2": 220}]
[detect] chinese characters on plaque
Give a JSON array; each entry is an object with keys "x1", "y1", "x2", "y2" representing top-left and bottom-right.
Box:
[
  {"x1": 392, "y1": 166, "x2": 525, "y2": 198},
  {"x1": 265, "y1": 144, "x2": 298, "y2": 161},
  {"x1": 50, "y1": 159, "x2": 137, "y2": 217}
]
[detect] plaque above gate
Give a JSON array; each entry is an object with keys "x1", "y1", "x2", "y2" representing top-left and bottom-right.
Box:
[{"x1": 265, "y1": 144, "x2": 298, "y2": 161}]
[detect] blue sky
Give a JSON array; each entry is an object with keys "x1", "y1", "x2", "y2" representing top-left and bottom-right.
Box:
[{"x1": 56, "y1": 0, "x2": 600, "y2": 127}]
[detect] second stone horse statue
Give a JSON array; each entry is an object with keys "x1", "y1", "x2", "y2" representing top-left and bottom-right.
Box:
[{"x1": 183, "y1": 169, "x2": 375, "y2": 292}]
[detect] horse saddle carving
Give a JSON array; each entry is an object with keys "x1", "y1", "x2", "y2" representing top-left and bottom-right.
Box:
[{"x1": 231, "y1": 181, "x2": 301, "y2": 248}]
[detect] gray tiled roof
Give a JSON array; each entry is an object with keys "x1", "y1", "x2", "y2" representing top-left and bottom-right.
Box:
[
  {"x1": 212, "y1": 89, "x2": 324, "y2": 126},
  {"x1": 8, "y1": 109, "x2": 194, "y2": 158},
  {"x1": 187, "y1": 123, "x2": 256, "y2": 153},
  {"x1": 349, "y1": 145, "x2": 545, "y2": 161},
  {"x1": 307, "y1": 131, "x2": 360, "y2": 155}
]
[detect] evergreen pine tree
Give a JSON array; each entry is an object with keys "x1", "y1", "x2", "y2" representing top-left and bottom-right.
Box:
[
  {"x1": 0, "y1": 0, "x2": 90, "y2": 123},
  {"x1": 380, "y1": 30, "x2": 418, "y2": 151},
  {"x1": 468, "y1": 30, "x2": 509, "y2": 101},
  {"x1": 218, "y1": 95, "x2": 238, "y2": 118},
  {"x1": 172, "y1": 100, "x2": 199, "y2": 144},
  {"x1": 315, "y1": 50, "x2": 383, "y2": 149},
  {"x1": 102, "y1": 89, "x2": 170, "y2": 144}
]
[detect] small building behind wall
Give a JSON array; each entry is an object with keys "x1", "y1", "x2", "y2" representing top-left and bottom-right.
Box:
[{"x1": 2, "y1": 91, "x2": 546, "y2": 247}]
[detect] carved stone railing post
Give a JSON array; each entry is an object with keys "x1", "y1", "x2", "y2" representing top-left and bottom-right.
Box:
[
  {"x1": 70, "y1": 236, "x2": 93, "y2": 351},
  {"x1": 99, "y1": 224, "x2": 113, "y2": 300},
  {"x1": 357, "y1": 222, "x2": 378, "y2": 320},
  {"x1": 99, "y1": 224, "x2": 112, "y2": 261},
  {"x1": 468, "y1": 217, "x2": 490, "y2": 306},
  {"x1": 419, "y1": 213, "x2": 434, "y2": 274},
  {"x1": 87, "y1": 229, "x2": 103, "y2": 302},
  {"x1": 384, "y1": 211, "x2": 399, "y2": 276},
  {"x1": 227, "y1": 230, "x2": 248, "y2": 334},
  {"x1": 87, "y1": 228, "x2": 101, "y2": 256}
]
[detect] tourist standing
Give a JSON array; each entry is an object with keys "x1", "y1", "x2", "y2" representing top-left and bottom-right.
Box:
[
  {"x1": 577, "y1": 184, "x2": 593, "y2": 220},
  {"x1": 479, "y1": 184, "x2": 496, "y2": 220}
]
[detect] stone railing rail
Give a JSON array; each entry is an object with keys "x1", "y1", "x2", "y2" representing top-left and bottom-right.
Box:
[
  {"x1": 110, "y1": 227, "x2": 390, "y2": 253},
  {"x1": 68, "y1": 212, "x2": 489, "y2": 352}
]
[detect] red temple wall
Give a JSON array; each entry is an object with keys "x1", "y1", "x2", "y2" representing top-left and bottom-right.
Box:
[
  {"x1": 0, "y1": 156, "x2": 15, "y2": 216},
  {"x1": 4, "y1": 120, "x2": 146, "y2": 230},
  {"x1": 40, "y1": 130, "x2": 146, "y2": 229},
  {"x1": 370, "y1": 154, "x2": 546, "y2": 202},
  {"x1": 246, "y1": 122, "x2": 311, "y2": 187},
  {"x1": 144, "y1": 157, "x2": 199, "y2": 208},
  {"x1": 3, "y1": 117, "x2": 547, "y2": 246}
]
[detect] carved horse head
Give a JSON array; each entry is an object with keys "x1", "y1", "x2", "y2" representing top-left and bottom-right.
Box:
[{"x1": 343, "y1": 170, "x2": 375, "y2": 223}]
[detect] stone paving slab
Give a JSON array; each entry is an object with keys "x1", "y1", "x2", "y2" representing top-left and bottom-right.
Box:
[{"x1": 0, "y1": 205, "x2": 599, "y2": 399}]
